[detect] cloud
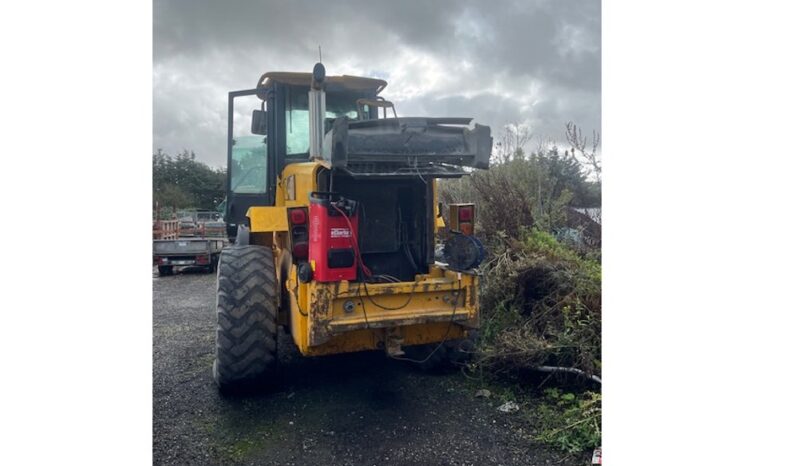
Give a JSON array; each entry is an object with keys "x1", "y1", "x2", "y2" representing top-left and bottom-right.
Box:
[{"x1": 154, "y1": 0, "x2": 600, "y2": 166}]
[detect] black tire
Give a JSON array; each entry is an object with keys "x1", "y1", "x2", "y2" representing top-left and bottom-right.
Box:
[
  {"x1": 404, "y1": 331, "x2": 478, "y2": 371},
  {"x1": 213, "y1": 245, "x2": 278, "y2": 392},
  {"x1": 157, "y1": 265, "x2": 173, "y2": 276}
]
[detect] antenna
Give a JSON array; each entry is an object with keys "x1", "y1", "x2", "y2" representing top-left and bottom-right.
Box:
[{"x1": 318, "y1": 45, "x2": 322, "y2": 63}]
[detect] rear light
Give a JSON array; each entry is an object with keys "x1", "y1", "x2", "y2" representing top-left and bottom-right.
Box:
[
  {"x1": 458, "y1": 206, "x2": 474, "y2": 222},
  {"x1": 292, "y1": 242, "x2": 308, "y2": 258},
  {"x1": 196, "y1": 255, "x2": 209, "y2": 264},
  {"x1": 449, "y1": 203, "x2": 476, "y2": 235},
  {"x1": 290, "y1": 208, "x2": 307, "y2": 225},
  {"x1": 288, "y1": 207, "x2": 310, "y2": 259}
]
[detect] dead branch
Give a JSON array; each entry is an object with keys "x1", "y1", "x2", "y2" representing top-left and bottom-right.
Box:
[{"x1": 565, "y1": 121, "x2": 601, "y2": 183}]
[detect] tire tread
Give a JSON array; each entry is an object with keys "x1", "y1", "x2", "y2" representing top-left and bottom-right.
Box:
[{"x1": 213, "y1": 245, "x2": 278, "y2": 391}]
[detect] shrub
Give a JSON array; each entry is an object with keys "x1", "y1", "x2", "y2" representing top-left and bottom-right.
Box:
[{"x1": 475, "y1": 229, "x2": 601, "y2": 378}]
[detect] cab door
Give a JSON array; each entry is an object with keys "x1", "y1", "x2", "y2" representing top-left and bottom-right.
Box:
[{"x1": 225, "y1": 89, "x2": 275, "y2": 239}]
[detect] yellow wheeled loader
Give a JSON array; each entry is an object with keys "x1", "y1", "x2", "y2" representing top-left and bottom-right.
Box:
[{"x1": 215, "y1": 63, "x2": 491, "y2": 391}]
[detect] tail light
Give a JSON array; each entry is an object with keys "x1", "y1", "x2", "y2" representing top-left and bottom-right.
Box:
[
  {"x1": 287, "y1": 207, "x2": 309, "y2": 259},
  {"x1": 290, "y1": 208, "x2": 307, "y2": 225},
  {"x1": 292, "y1": 242, "x2": 308, "y2": 258},
  {"x1": 449, "y1": 203, "x2": 476, "y2": 236},
  {"x1": 458, "y1": 205, "x2": 474, "y2": 222},
  {"x1": 196, "y1": 255, "x2": 209, "y2": 264}
]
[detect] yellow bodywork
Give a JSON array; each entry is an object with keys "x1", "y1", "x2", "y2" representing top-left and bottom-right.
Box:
[
  {"x1": 246, "y1": 161, "x2": 479, "y2": 357},
  {"x1": 247, "y1": 206, "x2": 288, "y2": 232}
]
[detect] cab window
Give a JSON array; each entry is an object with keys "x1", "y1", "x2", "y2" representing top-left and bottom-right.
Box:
[
  {"x1": 284, "y1": 85, "x2": 361, "y2": 156},
  {"x1": 231, "y1": 135, "x2": 267, "y2": 194}
]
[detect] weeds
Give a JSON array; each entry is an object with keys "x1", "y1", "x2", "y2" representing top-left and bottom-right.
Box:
[{"x1": 535, "y1": 389, "x2": 601, "y2": 454}]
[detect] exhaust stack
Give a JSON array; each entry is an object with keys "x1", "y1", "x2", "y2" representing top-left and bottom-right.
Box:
[{"x1": 309, "y1": 62, "x2": 326, "y2": 160}]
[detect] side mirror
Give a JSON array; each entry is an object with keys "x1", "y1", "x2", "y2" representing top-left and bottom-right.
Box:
[{"x1": 251, "y1": 109, "x2": 268, "y2": 135}]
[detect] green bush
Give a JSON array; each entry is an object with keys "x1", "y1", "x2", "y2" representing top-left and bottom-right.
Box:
[{"x1": 536, "y1": 389, "x2": 601, "y2": 454}]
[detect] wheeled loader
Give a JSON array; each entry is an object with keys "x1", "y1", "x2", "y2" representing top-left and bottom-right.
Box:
[{"x1": 215, "y1": 63, "x2": 491, "y2": 391}]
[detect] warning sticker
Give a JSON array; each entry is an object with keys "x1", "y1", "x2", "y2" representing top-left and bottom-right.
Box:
[{"x1": 330, "y1": 228, "x2": 351, "y2": 238}]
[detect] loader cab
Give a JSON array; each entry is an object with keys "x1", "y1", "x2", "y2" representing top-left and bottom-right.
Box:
[{"x1": 225, "y1": 73, "x2": 386, "y2": 239}]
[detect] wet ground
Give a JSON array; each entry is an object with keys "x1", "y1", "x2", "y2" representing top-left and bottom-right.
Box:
[{"x1": 153, "y1": 267, "x2": 583, "y2": 465}]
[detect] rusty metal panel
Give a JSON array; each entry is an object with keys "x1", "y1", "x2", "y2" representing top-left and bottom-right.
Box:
[{"x1": 289, "y1": 265, "x2": 479, "y2": 355}]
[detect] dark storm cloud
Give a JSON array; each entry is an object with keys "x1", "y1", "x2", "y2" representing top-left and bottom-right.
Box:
[
  {"x1": 154, "y1": 0, "x2": 461, "y2": 61},
  {"x1": 154, "y1": 0, "x2": 600, "y2": 166}
]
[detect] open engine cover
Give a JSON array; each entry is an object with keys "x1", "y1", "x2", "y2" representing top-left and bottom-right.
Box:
[{"x1": 323, "y1": 117, "x2": 492, "y2": 178}]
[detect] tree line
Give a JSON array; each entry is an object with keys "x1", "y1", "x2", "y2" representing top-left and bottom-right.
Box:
[{"x1": 153, "y1": 149, "x2": 226, "y2": 211}]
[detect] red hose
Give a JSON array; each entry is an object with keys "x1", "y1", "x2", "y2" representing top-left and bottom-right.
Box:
[{"x1": 331, "y1": 203, "x2": 372, "y2": 278}]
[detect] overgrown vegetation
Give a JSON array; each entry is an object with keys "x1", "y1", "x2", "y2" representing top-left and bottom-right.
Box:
[
  {"x1": 441, "y1": 122, "x2": 602, "y2": 453},
  {"x1": 153, "y1": 149, "x2": 226, "y2": 210},
  {"x1": 536, "y1": 389, "x2": 601, "y2": 454},
  {"x1": 477, "y1": 229, "x2": 601, "y2": 377}
]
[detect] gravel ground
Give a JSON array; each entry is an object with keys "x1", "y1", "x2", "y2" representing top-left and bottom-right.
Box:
[{"x1": 153, "y1": 267, "x2": 585, "y2": 465}]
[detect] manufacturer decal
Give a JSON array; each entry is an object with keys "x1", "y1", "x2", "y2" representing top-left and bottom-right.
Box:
[{"x1": 330, "y1": 227, "x2": 351, "y2": 238}]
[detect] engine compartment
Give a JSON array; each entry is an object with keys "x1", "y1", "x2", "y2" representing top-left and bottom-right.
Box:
[{"x1": 317, "y1": 169, "x2": 433, "y2": 282}]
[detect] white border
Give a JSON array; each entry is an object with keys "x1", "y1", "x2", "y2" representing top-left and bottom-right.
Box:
[
  {"x1": 604, "y1": 1, "x2": 798, "y2": 464},
  {"x1": 2, "y1": 1, "x2": 152, "y2": 464}
]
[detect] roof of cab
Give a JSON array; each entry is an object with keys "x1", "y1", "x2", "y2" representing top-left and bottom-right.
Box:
[{"x1": 255, "y1": 72, "x2": 387, "y2": 97}]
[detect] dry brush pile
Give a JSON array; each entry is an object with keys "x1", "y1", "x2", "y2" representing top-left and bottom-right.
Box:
[
  {"x1": 440, "y1": 150, "x2": 602, "y2": 453},
  {"x1": 475, "y1": 229, "x2": 601, "y2": 380},
  {"x1": 441, "y1": 154, "x2": 601, "y2": 381}
]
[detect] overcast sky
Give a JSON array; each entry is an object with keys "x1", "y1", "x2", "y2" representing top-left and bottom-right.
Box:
[{"x1": 154, "y1": 0, "x2": 600, "y2": 168}]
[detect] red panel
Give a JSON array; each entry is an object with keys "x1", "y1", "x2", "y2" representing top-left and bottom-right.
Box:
[{"x1": 309, "y1": 200, "x2": 358, "y2": 282}]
